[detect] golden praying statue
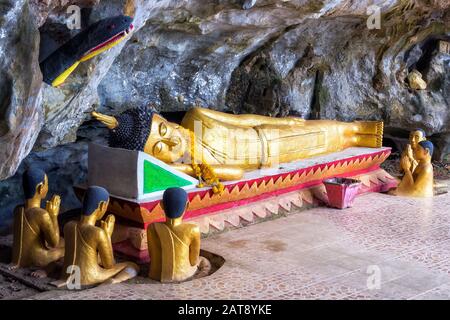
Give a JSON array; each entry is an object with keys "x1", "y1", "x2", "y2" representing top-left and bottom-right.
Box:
[
  {"x1": 400, "y1": 129, "x2": 426, "y2": 174},
  {"x1": 148, "y1": 187, "x2": 208, "y2": 282},
  {"x1": 92, "y1": 106, "x2": 383, "y2": 188},
  {"x1": 57, "y1": 186, "x2": 139, "y2": 287},
  {"x1": 391, "y1": 140, "x2": 434, "y2": 197},
  {"x1": 11, "y1": 168, "x2": 65, "y2": 277}
]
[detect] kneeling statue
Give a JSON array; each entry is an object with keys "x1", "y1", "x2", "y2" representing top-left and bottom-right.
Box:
[
  {"x1": 148, "y1": 187, "x2": 209, "y2": 282},
  {"x1": 58, "y1": 186, "x2": 139, "y2": 287},
  {"x1": 11, "y1": 168, "x2": 64, "y2": 277},
  {"x1": 392, "y1": 140, "x2": 434, "y2": 197},
  {"x1": 92, "y1": 106, "x2": 383, "y2": 190}
]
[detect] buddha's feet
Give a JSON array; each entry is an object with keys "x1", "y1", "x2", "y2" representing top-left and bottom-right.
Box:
[{"x1": 354, "y1": 121, "x2": 384, "y2": 148}]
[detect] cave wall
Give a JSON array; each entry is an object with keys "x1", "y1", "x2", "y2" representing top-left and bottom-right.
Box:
[{"x1": 0, "y1": 0, "x2": 449, "y2": 232}]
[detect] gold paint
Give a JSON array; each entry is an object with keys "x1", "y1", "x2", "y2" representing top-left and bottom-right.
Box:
[
  {"x1": 147, "y1": 203, "x2": 201, "y2": 282},
  {"x1": 391, "y1": 140, "x2": 434, "y2": 198},
  {"x1": 60, "y1": 200, "x2": 139, "y2": 287},
  {"x1": 11, "y1": 175, "x2": 64, "y2": 268},
  {"x1": 52, "y1": 61, "x2": 80, "y2": 87},
  {"x1": 92, "y1": 111, "x2": 119, "y2": 129},
  {"x1": 401, "y1": 129, "x2": 426, "y2": 173},
  {"x1": 94, "y1": 107, "x2": 384, "y2": 183}
]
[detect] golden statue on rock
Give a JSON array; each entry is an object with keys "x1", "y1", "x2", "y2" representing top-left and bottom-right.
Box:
[
  {"x1": 56, "y1": 186, "x2": 139, "y2": 287},
  {"x1": 392, "y1": 139, "x2": 434, "y2": 198},
  {"x1": 92, "y1": 106, "x2": 384, "y2": 186},
  {"x1": 148, "y1": 187, "x2": 209, "y2": 282},
  {"x1": 11, "y1": 168, "x2": 65, "y2": 277}
]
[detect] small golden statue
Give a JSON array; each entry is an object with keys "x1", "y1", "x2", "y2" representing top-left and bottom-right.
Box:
[
  {"x1": 58, "y1": 186, "x2": 139, "y2": 287},
  {"x1": 408, "y1": 69, "x2": 427, "y2": 90},
  {"x1": 92, "y1": 106, "x2": 383, "y2": 190},
  {"x1": 148, "y1": 187, "x2": 207, "y2": 282},
  {"x1": 11, "y1": 168, "x2": 65, "y2": 276},
  {"x1": 401, "y1": 129, "x2": 427, "y2": 173},
  {"x1": 392, "y1": 140, "x2": 434, "y2": 197}
]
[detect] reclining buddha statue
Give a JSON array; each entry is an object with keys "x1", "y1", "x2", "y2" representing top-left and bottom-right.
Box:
[{"x1": 92, "y1": 106, "x2": 383, "y2": 190}]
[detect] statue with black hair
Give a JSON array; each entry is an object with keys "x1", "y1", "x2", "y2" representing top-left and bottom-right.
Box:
[
  {"x1": 148, "y1": 187, "x2": 209, "y2": 282},
  {"x1": 56, "y1": 186, "x2": 139, "y2": 287},
  {"x1": 392, "y1": 140, "x2": 434, "y2": 197},
  {"x1": 11, "y1": 168, "x2": 65, "y2": 277}
]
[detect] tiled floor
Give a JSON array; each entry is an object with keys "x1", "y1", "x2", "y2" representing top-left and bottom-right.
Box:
[{"x1": 28, "y1": 183, "x2": 450, "y2": 299}]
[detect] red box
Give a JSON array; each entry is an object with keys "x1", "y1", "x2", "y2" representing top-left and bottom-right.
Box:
[{"x1": 323, "y1": 178, "x2": 362, "y2": 209}]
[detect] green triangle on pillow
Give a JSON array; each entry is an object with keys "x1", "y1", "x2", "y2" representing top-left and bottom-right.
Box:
[{"x1": 143, "y1": 160, "x2": 194, "y2": 194}]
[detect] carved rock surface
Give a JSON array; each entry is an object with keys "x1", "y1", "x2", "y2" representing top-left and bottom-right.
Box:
[
  {"x1": 0, "y1": 0, "x2": 449, "y2": 231},
  {"x1": 0, "y1": 0, "x2": 43, "y2": 180}
]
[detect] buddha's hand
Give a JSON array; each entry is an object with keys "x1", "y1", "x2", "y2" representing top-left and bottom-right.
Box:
[
  {"x1": 287, "y1": 117, "x2": 305, "y2": 125},
  {"x1": 46, "y1": 195, "x2": 61, "y2": 217},
  {"x1": 405, "y1": 144, "x2": 414, "y2": 160},
  {"x1": 101, "y1": 214, "x2": 115, "y2": 239},
  {"x1": 400, "y1": 155, "x2": 411, "y2": 172}
]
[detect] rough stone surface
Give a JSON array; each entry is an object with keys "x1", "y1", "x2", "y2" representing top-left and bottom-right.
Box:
[
  {"x1": 0, "y1": 0, "x2": 43, "y2": 180},
  {"x1": 0, "y1": 0, "x2": 449, "y2": 231},
  {"x1": 0, "y1": 123, "x2": 107, "y2": 235}
]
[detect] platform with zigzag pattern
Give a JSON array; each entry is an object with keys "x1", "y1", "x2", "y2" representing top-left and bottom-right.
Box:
[{"x1": 79, "y1": 146, "x2": 397, "y2": 229}]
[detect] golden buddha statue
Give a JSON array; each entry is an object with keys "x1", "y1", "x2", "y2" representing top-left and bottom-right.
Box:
[
  {"x1": 400, "y1": 129, "x2": 426, "y2": 174},
  {"x1": 11, "y1": 168, "x2": 65, "y2": 277},
  {"x1": 58, "y1": 186, "x2": 139, "y2": 287},
  {"x1": 92, "y1": 106, "x2": 383, "y2": 185},
  {"x1": 392, "y1": 140, "x2": 434, "y2": 197},
  {"x1": 148, "y1": 187, "x2": 208, "y2": 282}
]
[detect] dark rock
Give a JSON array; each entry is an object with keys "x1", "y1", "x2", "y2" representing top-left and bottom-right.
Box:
[{"x1": 0, "y1": 124, "x2": 107, "y2": 235}]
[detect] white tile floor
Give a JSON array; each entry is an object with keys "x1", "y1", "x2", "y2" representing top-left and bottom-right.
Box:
[{"x1": 27, "y1": 183, "x2": 450, "y2": 300}]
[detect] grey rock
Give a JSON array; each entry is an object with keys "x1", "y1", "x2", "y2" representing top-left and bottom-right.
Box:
[
  {"x1": 0, "y1": 123, "x2": 107, "y2": 235},
  {"x1": 0, "y1": 0, "x2": 43, "y2": 180}
]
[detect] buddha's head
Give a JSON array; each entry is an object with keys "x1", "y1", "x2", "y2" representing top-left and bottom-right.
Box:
[
  {"x1": 144, "y1": 113, "x2": 188, "y2": 163},
  {"x1": 414, "y1": 140, "x2": 434, "y2": 161},
  {"x1": 82, "y1": 186, "x2": 110, "y2": 221},
  {"x1": 92, "y1": 106, "x2": 188, "y2": 163},
  {"x1": 23, "y1": 168, "x2": 48, "y2": 201},
  {"x1": 161, "y1": 187, "x2": 189, "y2": 221},
  {"x1": 409, "y1": 129, "x2": 426, "y2": 150}
]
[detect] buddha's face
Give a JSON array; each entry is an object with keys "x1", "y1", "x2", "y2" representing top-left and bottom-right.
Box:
[
  {"x1": 414, "y1": 145, "x2": 429, "y2": 161},
  {"x1": 144, "y1": 114, "x2": 188, "y2": 163},
  {"x1": 410, "y1": 130, "x2": 425, "y2": 149}
]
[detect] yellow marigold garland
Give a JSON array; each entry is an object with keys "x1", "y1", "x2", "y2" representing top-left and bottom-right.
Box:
[{"x1": 187, "y1": 130, "x2": 225, "y2": 194}]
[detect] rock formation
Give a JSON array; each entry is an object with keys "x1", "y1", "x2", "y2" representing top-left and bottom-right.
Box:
[{"x1": 0, "y1": 0, "x2": 449, "y2": 231}]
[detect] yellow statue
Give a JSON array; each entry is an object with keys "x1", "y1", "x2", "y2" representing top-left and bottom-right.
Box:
[
  {"x1": 147, "y1": 187, "x2": 207, "y2": 282},
  {"x1": 392, "y1": 140, "x2": 434, "y2": 197},
  {"x1": 11, "y1": 168, "x2": 65, "y2": 277},
  {"x1": 57, "y1": 186, "x2": 139, "y2": 287},
  {"x1": 92, "y1": 106, "x2": 383, "y2": 185},
  {"x1": 401, "y1": 129, "x2": 426, "y2": 173}
]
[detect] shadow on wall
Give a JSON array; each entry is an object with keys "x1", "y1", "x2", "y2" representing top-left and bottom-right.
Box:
[{"x1": 0, "y1": 123, "x2": 108, "y2": 235}]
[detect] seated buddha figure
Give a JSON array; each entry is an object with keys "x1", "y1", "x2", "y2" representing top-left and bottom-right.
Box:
[
  {"x1": 148, "y1": 187, "x2": 208, "y2": 282},
  {"x1": 400, "y1": 129, "x2": 426, "y2": 174},
  {"x1": 392, "y1": 140, "x2": 434, "y2": 197},
  {"x1": 11, "y1": 168, "x2": 65, "y2": 276},
  {"x1": 92, "y1": 106, "x2": 383, "y2": 182},
  {"x1": 59, "y1": 186, "x2": 139, "y2": 287}
]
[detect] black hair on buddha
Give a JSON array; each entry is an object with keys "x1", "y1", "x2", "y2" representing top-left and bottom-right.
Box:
[
  {"x1": 415, "y1": 128, "x2": 426, "y2": 137},
  {"x1": 418, "y1": 140, "x2": 434, "y2": 156},
  {"x1": 23, "y1": 168, "x2": 46, "y2": 199},
  {"x1": 109, "y1": 105, "x2": 154, "y2": 151},
  {"x1": 162, "y1": 187, "x2": 188, "y2": 219},
  {"x1": 82, "y1": 186, "x2": 110, "y2": 216}
]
